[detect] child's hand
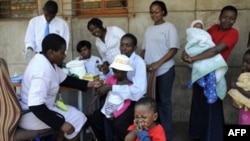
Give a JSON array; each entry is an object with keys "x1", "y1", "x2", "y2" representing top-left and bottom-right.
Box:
[{"x1": 134, "y1": 119, "x2": 148, "y2": 133}]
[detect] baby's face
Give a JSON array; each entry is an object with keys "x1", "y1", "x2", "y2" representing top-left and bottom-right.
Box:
[{"x1": 193, "y1": 23, "x2": 203, "y2": 29}]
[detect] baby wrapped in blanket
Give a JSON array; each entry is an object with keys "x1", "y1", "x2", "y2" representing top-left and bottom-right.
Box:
[{"x1": 185, "y1": 20, "x2": 228, "y2": 103}]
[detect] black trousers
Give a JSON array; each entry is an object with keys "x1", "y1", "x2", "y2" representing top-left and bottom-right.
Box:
[
  {"x1": 87, "y1": 102, "x2": 135, "y2": 141},
  {"x1": 189, "y1": 83, "x2": 224, "y2": 141}
]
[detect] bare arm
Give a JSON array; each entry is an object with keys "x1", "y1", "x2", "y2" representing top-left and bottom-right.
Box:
[
  {"x1": 148, "y1": 48, "x2": 178, "y2": 71},
  {"x1": 125, "y1": 130, "x2": 137, "y2": 141},
  {"x1": 187, "y1": 42, "x2": 228, "y2": 63}
]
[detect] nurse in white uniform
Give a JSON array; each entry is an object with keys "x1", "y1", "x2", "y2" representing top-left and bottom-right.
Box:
[{"x1": 19, "y1": 34, "x2": 103, "y2": 141}]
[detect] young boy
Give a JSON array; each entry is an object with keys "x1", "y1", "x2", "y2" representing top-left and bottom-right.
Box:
[
  {"x1": 75, "y1": 40, "x2": 102, "y2": 75},
  {"x1": 125, "y1": 96, "x2": 166, "y2": 141}
]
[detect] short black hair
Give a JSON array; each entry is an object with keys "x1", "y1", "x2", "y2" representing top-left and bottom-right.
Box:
[
  {"x1": 219, "y1": 5, "x2": 238, "y2": 18},
  {"x1": 42, "y1": 34, "x2": 66, "y2": 54},
  {"x1": 87, "y1": 18, "x2": 104, "y2": 30},
  {"x1": 150, "y1": 1, "x2": 168, "y2": 16},
  {"x1": 76, "y1": 40, "x2": 92, "y2": 52},
  {"x1": 135, "y1": 97, "x2": 157, "y2": 113},
  {"x1": 44, "y1": 0, "x2": 58, "y2": 14},
  {"x1": 121, "y1": 33, "x2": 137, "y2": 46}
]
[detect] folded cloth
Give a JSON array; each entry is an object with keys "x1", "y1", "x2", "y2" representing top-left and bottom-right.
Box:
[
  {"x1": 228, "y1": 72, "x2": 250, "y2": 109},
  {"x1": 185, "y1": 27, "x2": 228, "y2": 100}
]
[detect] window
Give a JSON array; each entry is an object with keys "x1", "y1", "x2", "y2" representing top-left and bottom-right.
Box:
[
  {"x1": 62, "y1": 0, "x2": 129, "y2": 17},
  {"x1": 0, "y1": 0, "x2": 38, "y2": 19}
]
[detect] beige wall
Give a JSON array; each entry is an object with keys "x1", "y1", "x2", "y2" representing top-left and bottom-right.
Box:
[{"x1": 0, "y1": 0, "x2": 249, "y2": 123}]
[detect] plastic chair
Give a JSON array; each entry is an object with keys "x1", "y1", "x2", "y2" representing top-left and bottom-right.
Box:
[{"x1": 0, "y1": 58, "x2": 54, "y2": 141}]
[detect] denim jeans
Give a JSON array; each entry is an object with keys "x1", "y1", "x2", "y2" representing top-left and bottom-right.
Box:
[{"x1": 156, "y1": 66, "x2": 175, "y2": 140}]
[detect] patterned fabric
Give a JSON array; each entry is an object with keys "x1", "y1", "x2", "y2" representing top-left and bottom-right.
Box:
[
  {"x1": 0, "y1": 58, "x2": 21, "y2": 141},
  {"x1": 197, "y1": 71, "x2": 218, "y2": 104}
]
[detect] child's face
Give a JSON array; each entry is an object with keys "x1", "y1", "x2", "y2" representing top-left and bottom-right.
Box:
[
  {"x1": 134, "y1": 104, "x2": 158, "y2": 129},
  {"x1": 219, "y1": 10, "x2": 237, "y2": 30},
  {"x1": 79, "y1": 46, "x2": 91, "y2": 59},
  {"x1": 112, "y1": 68, "x2": 127, "y2": 81},
  {"x1": 193, "y1": 23, "x2": 203, "y2": 29},
  {"x1": 241, "y1": 53, "x2": 250, "y2": 72},
  {"x1": 120, "y1": 37, "x2": 136, "y2": 57}
]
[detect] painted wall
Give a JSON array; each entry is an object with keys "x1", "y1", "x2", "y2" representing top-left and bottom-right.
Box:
[{"x1": 0, "y1": 0, "x2": 249, "y2": 124}]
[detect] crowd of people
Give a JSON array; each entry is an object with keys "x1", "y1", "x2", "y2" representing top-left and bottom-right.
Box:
[{"x1": 12, "y1": 0, "x2": 245, "y2": 141}]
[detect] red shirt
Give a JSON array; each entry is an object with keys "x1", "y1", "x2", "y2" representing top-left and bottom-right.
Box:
[
  {"x1": 207, "y1": 24, "x2": 239, "y2": 61},
  {"x1": 127, "y1": 124, "x2": 167, "y2": 141}
]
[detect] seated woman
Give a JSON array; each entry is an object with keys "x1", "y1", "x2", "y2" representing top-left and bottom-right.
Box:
[{"x1": 18, "y1": 34, "x2": 103, "y2": 141}]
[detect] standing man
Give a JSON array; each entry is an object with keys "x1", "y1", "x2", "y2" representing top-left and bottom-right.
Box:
[{"x1": 24, "y1": 0, "x2": 70, "y2": 59}]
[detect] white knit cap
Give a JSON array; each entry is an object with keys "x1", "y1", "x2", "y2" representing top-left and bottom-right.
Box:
[
  {"x1": 190, "y1": 20, "x2": 204, "y2": 28},
  {"x1": 109, "y1": 54, "x2": 133, "y2": 71}
]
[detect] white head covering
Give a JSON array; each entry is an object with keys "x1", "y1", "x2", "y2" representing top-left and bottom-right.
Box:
[
  {"x1": 191, "y1": 20, "x2": 204, "y2": 28},
  {"x1": 109, "y1": 54, "x2": 133, "y2": 71}
]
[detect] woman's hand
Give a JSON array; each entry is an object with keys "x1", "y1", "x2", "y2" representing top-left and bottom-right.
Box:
[
  {"x1": 61, "y1": 122, "x2": 75, "y2": 135},
  {"x1": 181, "y1": 50, "x2": 193, "y2": 64},
  {"x1": 147, "y1": 62, "x2": 160, "y2": 72}
]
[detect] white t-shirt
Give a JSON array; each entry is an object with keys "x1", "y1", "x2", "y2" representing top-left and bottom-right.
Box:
[{"x1": 142, "y1": 22, "x2": 179, "y2": 76}]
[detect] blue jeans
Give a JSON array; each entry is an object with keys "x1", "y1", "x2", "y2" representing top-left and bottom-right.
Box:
[{"x1": 156, "y1": 66, "x2": 175, "y2": 140}]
